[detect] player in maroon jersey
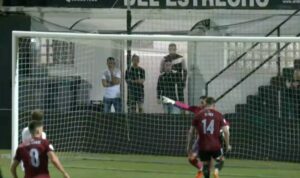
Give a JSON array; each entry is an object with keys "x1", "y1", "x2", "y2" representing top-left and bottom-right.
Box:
[
  {"x1": 187, "y1": 97, "x2": 231, "y2": 178},
  {"x1": 162, "y1": 95, "x2": 207, "y2": 177},
  {"x1": 10, "y1": 120, "x2": 70, "y2": 178}
]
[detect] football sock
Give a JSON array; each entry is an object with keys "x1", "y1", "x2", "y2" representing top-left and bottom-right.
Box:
[
  {"x1": 188, "y1": 158, "x2": 203, "y2": 170},
  {"x1": 203, "y1": 164, "x2": 210, "y2": 178},
  {"x1": 215, "y1": 159, "x2": 224, "y2": 171}
]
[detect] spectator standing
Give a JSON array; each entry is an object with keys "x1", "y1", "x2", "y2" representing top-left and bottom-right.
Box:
[
  {"x1": 125, "y1": 55, "x2": 145, "y2": 113},
  {"x1": 101, "y1": 57, "x2": 122, "y2": 113},
  {"x1": 291, "y1": 68, "x2": 300, "y2": 118},
  {"x1": 285, "y1": 60, "x2": 300, "y2": 119},
  {"x1": 157, "y1": 59, "x2": 181, "y2": 114},
  {"x1": 160, "y1": 43, "x2": 187, "y2": 103}
]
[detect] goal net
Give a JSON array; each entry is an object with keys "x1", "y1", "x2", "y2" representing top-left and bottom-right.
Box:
[{"x1": 12, "y1": 31, "x2": 300, "y2": 162}]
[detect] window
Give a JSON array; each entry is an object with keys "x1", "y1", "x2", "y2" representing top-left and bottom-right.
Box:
[
  {"x1": 225, "y1": 42, "x2": 300, "y2": 70},
  {"x1": 31, "y1": 38, "x2": 75, "y2": 65}
]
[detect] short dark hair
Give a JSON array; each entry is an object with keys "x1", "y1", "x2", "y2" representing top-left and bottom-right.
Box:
[
  {"x1": 205, "y1": 97, "x2": 215, "y2": 106},
  {"x1": 29, "y1": 120, "x2": 43, "y2": 135},
  {"x1": 132, "y1": 54, "x2": 139, "y2": 60},
  {"x1": 107, "y1": 57, "x2": 115, "y2": 62},
  {"x1": 131, "y1": 54, "x2": 140, "y2": 61},
  {"x1": 169, "y1": 43, "x2": 176, "y2": 48},
  {"x1": 31, "y1": 109, "x2": 44, "y2": 121}
]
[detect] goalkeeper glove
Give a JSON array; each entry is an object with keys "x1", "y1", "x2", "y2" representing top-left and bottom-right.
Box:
[{"x1": 161, "y1": 96, "x2": 175, "y2": 105}]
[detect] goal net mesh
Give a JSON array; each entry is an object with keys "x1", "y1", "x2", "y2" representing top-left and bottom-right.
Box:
[{"x1": 14, "y1": 33, "x2": 300, "y2": 162}]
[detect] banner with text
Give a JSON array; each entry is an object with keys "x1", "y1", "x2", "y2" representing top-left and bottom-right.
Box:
[{"x1": 3, "y1": 0, "x2": 300, "y2": 9}]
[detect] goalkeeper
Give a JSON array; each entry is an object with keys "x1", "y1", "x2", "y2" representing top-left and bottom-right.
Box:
[{"x1": 161, "y1": 95, "x2": 207, "y2": 174}]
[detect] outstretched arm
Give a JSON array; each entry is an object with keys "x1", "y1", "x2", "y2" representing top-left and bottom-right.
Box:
[
  {"x1": 161, "y1": 96, "x2": 198, "y2": 113},
  {"x1": 174, "y1": 101, "x2": 193, "y2": 111}
]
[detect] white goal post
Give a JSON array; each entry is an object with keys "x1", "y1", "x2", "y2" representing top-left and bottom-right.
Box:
[{"x1": 12, "y1": 31, "x2": 300, "y2": 162}]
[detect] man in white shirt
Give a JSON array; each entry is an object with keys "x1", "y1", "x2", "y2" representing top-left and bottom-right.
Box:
[
  {"x1": 22, "y1": 109, "x2": 47, "y2": 142},
  {"x1": 102, "y1": 57, "x2": 122, "y2": 113}
]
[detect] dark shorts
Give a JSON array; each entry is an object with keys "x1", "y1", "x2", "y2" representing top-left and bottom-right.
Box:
[{"x1": 199, "y1": 149, "x2": 223, "y2": 162}]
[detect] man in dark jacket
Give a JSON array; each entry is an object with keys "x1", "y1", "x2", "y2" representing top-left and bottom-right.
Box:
[
  {"x1": 157, "y1": 59, "x2": 181, "y2": 114},
  {"x1": 125, "y1": 55, "x2": 145, "y2": 113},
  {"x1": 160, "y1": 43, "x2": 187, "y2": 103}
]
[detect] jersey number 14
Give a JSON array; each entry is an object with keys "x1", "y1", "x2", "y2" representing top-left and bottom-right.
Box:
[{"x1": 202, "y1": 119, "x2": 214, "y2": 134}]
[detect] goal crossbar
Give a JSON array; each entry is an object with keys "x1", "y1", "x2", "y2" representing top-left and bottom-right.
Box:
[{"x1": 12, "y1": 31, "x2": 300, "y2": 43}]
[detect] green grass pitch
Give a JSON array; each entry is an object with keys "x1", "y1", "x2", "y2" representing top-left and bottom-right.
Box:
[{"x1": 1, "y1": 150, "x2": 299, "y2": 178}]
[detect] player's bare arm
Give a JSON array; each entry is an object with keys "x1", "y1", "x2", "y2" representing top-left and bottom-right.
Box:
[
  {"x1": 10, "y1": 159, "x2": 20, "y2": 178},
  {"x1": 48, "y1": 151, "x2": 70, "y2": 178},
  {"x1": 187, "y1": 126, "x2": 197, "y2": 154},
  {"x1": 222, "y1": 125, "x2": 231, "y2": 152}
]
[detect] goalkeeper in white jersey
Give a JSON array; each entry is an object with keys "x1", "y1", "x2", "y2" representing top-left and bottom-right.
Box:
[{"x1": 22, "y1": 109, "x2": 47, "y2": 142}]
